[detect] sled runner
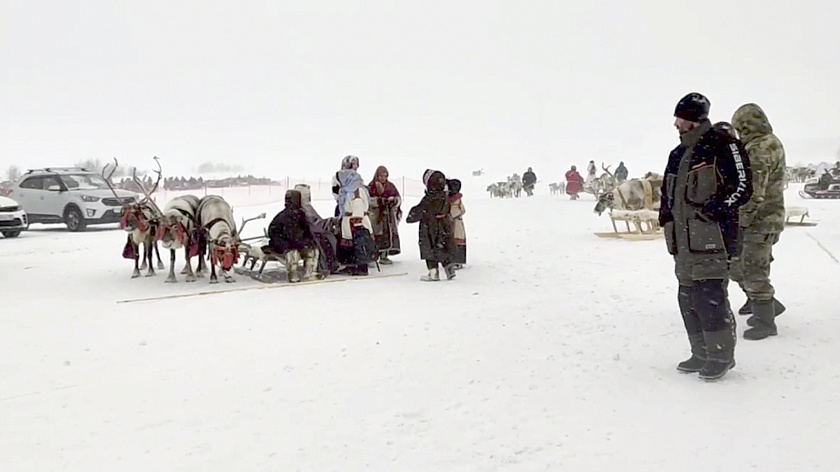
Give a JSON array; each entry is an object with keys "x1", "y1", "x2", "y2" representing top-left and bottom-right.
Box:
[
  {"x1": 117, "y1": 271, "x2": 409, "y2": 304},
  {"x1": 602, "y1": 209, "x2": 661, "y2": 236},
  {"x1": 594, "y1": 231, "x2": 663, "y2": 241}
]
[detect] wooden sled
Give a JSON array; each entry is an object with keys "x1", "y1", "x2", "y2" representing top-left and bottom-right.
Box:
[
  {"x1": 607, "y1": 209, "x2": 661, "y2": 234},
  {"x1": 594, "y1": 231, "x2": 663, "y2": 241}
]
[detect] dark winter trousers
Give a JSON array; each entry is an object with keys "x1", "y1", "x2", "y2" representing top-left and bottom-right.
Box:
[
  {"x1": 426, "y1": 258, "x2": 451, "y2": 271},
  {"x1": 729, "y1": 231, "x2": 780, "y2": 303},
  {"x1": 678, "y1": 281, "x2": 735, "y2": 335}
]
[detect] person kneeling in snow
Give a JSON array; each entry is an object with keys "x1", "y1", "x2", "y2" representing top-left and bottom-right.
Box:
[
  {"x1": 267, "y1": 190, "x2": 319, "y2": 283},
  {"x1": 407, "y1": 170, "x2": 457, "y2": 281}
]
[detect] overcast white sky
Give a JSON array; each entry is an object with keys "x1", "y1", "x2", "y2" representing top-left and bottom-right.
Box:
[{"x1": 2, "y1": 1, "x2": 839, "y2": 182}]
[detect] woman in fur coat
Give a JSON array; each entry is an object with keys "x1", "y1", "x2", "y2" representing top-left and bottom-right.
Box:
[{"x1": 368, "y1": 165, "x2": 402, "y2": 264}]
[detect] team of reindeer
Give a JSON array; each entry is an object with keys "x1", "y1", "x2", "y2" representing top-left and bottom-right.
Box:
[
  {"x1": 486, "y1": 174, "x2": 525, "y2": 198},
  {"x1": 105, "y1": 158, "x2": 261, "y2": 284}
]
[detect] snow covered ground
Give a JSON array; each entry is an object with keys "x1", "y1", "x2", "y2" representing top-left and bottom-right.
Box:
[{"x1": 2, "y1": 179, "x2": 839, "y2": 471}]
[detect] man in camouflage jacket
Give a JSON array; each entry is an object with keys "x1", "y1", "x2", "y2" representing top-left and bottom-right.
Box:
[
  {"x1": 660, "y1": 92, "x2": 752, "y2": 381},
  {"x1": 730, "y1": 104, "x2": 787, "y2": 340}
]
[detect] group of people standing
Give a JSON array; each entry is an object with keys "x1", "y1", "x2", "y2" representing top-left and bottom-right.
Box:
[
  {"x1": 265, "y1": 156, "x2": 467, "y2": 282},
  {"x1": 661, "y1": 92, "x2": 786, "y2": 381},
  {"x1": 562, "y1": 161, "x2": 628, "y2": 200},
  {"x1": 266, "y1": 95, "x2": 786, "y2": 382}
]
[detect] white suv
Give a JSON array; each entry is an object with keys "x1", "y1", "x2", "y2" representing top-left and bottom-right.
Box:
[
  {"x1": 8, "y1": 167, "x2": 139, "y2": 231},
  {"x1": 0, "y1": 195, "x2": 28, "y2": 238}
]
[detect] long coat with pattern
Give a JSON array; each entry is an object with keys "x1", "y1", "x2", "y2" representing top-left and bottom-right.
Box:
[{"x1": 368, "y1": 179, "x2": 402, "y2": 255}]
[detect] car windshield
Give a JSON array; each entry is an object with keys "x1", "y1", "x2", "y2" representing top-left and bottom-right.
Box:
[{"x1": 59, "y1": 174, "x2": 111, "y2": 191}]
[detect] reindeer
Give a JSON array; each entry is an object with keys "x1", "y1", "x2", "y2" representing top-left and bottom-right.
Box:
[
  {"x1": 508, "y1": 174, "x2": 523, "y2": 198},
  {"x1": 498, "y1": 182, "x2": 513, "y2": 198},
  {"x1": 125, "y1": 158, "x2": 166, "y2": 277},
  {"x1": 158, "y1": 194, "x2": 204, "y2": 283},
  {"x1": 488, "y1": 181, "x2": 511, "y2": 198},
  {"x1": 548, "y1": 182, "x2": 566, "y2": 195},
  {"x1": 197, "y1": 195, "x2": 239, "y2": 283},
  {"x1": 592, "y1": 171, "x2": 661, "y2": 234},
  {"x1": 585, "y1": 163, "x2": 617, "y2": 196},
  {"x1": 104, "y1": 158, "x2": 165, "y2": 278},
  {"x1": 593, "y1": 166, "x2": 664, "y2": 230}
]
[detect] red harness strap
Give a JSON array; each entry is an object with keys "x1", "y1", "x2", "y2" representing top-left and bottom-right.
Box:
[{"x1": 212, "y1": 243, "x2": 239, "y2": 270}]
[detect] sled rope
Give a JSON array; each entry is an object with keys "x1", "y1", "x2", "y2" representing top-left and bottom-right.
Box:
[{"x1": 117, "y1": 272, "x2": 409, "y2": 304}]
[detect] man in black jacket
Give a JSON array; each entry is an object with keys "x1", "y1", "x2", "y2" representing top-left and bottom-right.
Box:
[
  {"x1": 659, "y1": 92, "x2": 752, "y2": 381},
  {"x1": 522, "y1": 167, "x2": 537, "y2": 196}
]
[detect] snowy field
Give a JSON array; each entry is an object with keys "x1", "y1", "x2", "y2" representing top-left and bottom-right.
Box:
[{"x1": 2, "y1": 179, "x2": 839, "y2": 471}]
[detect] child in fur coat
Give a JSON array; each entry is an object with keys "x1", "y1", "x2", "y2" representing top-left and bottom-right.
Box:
[{"x1": 447, "y1": 179, "x2": 466, "y2": 268}]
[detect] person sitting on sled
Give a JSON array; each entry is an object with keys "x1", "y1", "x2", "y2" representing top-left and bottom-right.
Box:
[
  {"x1": 267, "y1": 189, "x2": 319, "y2": 283},
  {"x1": 294, "y1": 183, "x2": 340, "y2": 277}
]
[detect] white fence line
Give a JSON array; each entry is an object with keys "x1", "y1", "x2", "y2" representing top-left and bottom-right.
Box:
[{"x1": 146, "y1": 176, "x2": 428, "y2": 207}]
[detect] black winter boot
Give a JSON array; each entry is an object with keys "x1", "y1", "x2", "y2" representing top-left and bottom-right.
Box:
[
  {"x1": 677, "y1": 333, "x2": 707, "y2": 373},
  {"x1": 738, "y1": 300, "x2": 752, "y2": 315},
  {"x1": 746, "y1": 298, "x2": 786, "y2": 326},
  {"x1": 744, "y1": 300, "x2": 778, "y2": 340},
  {"x1": 699, "y1": 329, "x2": 736, "y2": 381},
  {"x1": 443, "y1": 263, "x2": 457, "y2": 280}
]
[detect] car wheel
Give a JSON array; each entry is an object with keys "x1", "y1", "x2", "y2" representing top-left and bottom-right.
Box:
[
  {"x1": 2, "y1": 230, "x2": 21, "y2": 238},
  {"x1": 65, "y1": 206, "x2": 87, "y2": 232}
]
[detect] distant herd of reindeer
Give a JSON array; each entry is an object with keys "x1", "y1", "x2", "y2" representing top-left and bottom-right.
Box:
[
  {"x1": 483, "y1": 163, "x2": 664, "y2": 218},
  {"x1": 105, "y1": 157, "x2": 263, "y2": 284}
]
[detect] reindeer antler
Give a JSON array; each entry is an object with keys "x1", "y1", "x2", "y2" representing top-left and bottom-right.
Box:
[
  {"x1": 102, "y1": 157, "x2": 122, "y2": 199},
  {"x1": 102, "y1": 157, "x2": 118, "y2": 181},
  {"x1": 601, "y1": 163, "x2": 614, "y2": 178},
  {"x1": 132, "y1": 159, "x2": 164, "y2": 217},
  {"x1": 148, "y1": 156, "x2": 163, "y2": 195},
  {"x1": 236, "y1": 213, "x2": 267, "y2": 243}
]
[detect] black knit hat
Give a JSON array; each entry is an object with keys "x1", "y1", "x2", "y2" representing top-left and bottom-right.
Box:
[{"x1": 674, "y1": 92, "x2": 710, "y2": 122}]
